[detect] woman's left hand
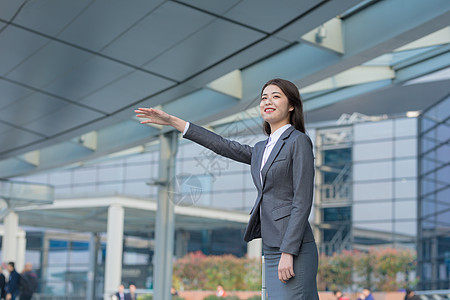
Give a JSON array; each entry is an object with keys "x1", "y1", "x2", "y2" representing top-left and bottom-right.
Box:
[{"x1": 278, "y1": 252, "x2": 295, "y2": 283}]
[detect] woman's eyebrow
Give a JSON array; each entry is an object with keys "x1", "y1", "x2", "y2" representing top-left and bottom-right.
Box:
[{"x1": 262, "y1": 91, "x2": 282, "y2": 96}]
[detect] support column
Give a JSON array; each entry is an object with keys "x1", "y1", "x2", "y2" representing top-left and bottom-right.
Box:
[
  {"x1": 103, "y1": 204, "x2": 124, "y2": 300},
  {"x1": 16, "y1": 229, "x2": 26, "y2": 272},
  {"x1": 153, "y1": 131, "x2": 178, "y2": 300},
  {"x1": 39, "y1": 233, "x2": 50, "y2": 293},
  {"x1": 87, "y1": 233, "x2": 99, "y2": 300},
  {"x1": 175, "y1": 230, "x2": 189, "y2": 259},
  {"x1": 2, "y1": 211, "x2": 18, "y2": 264},
  {"x1": 247, "y1": 238, "x2": 262, "y2": 259}
]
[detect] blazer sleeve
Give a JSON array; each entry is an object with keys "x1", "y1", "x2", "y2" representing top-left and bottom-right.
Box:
[
  {"x1": 183, "y1": 123, "x2": 252, "y2": 165},
  {"x1": 279, "y1": 134, "x2": 315, "y2": 255}
]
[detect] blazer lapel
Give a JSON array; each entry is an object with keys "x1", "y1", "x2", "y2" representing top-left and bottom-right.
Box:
[
  {"x1": 252, "y1": 139, "x2": 268, "y2": 191},
  {"x1": 260, "y1": 126, "x2": 294, "y2": 186}
]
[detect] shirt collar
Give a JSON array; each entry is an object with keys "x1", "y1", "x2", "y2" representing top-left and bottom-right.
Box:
[{"x1": 269, "y1": 124, "x2": 291, "y2": 144}]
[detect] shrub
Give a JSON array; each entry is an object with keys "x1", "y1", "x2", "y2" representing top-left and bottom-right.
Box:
[
  {"x1": 318, "y1": 247, "x2": 417, "y2": 292},
  {"x1": 173, "y1": 251, "x2": 261, "y2": 291}
]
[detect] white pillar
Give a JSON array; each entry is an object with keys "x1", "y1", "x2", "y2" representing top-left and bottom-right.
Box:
[
  {"x1": 16, "y1": 229, "x2": 26, "y2": 272},
  {"x1": 103, "y1": 204, "x2": 124, "y2": 300},
  {"x1": 247, "y1": 238, "x2": 262, "y2": 259},
  {"x1": 2, "y1": 211, "x2": 18, "y2": 263}
]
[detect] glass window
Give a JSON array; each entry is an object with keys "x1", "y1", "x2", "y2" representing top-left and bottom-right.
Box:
[
  {"x1": 353, "y1": 201, "x2": 392, "y2": 222},
  {"x1": 421, "y1": 137, "x2": 436, "y2": 153},
  {"x1": 323, "y1": 206, "x2": 351, "y2": 222},
  {"x1": 353, "y1": 161, "x2": 393, "y2": 181},
  {"x1": 25, "y1": 250, "x2": 41, "y2": 268},
  {"x1": 437, "y1": 125, "x2": 450, "y2": 143},
  {"x1": 213, "y1": 173, "x2": 245, "y2": 191},
  {"x1": 72, "y1": 184, "x2": 96, "y2": 194},
  {"x1": 353, "y1": 141, "x2": 393, "y2": 161},
  {"x1": 55, "y1": 186, "x2": 72, "y2": 196},
  {"x1": 421, "y1": 117, "x2": 436, "y2": 133},
  {"x1": 422, "y1": 158, "x2": 437, "y2": 175},
  {"x1": 395, "y1": 118, "x2": 417, "y2": 137},
  {"x1": 49, "y1": 171, "x2": 72, "y2": 185},
  {"x1": 353, "y1": 220, "x2": 393, "y2": 234},
  {"x1": 354, "y1": 119, "x2": 393, "y2": 142},
  {"x1": 394, "y1": 221, "x2": 416, "y2": 236},
  {"x1": 96, "y1": 182, "x2": 123, "y2": 194},
  {"x1": 353, "y1": 181, "x2": 392, "y2": 201},
  {"x1": 98, "y1": 166, "x2": 124, "y2": 182},
  {"x1": 395, "y1": 200, "x2": 417, "y2": 220},
  {"x1": 435, "y1": 95, "x2": 450, "y2": 121},
  {"x1": 422, "y1": 199, "x2": 435, "y2": 217},
  {"x1": 436, "y1": 211, "x2": 450, "y2": 228},
  {"x1": 123, "y1": 181, "x2": 151, "y2": 197},
  {"x1": 437, "y1": 186, "x2": 450, "y2": 203},
  {"x1": 395, "y1": 159, "x2": 417, "y2": 178},
  {"x1": 72, "y1": 168, "x2": 96, "y2": 184},
  {"x1": 437, "y1": 144, "x2": 450, "y2": 163},
  {"x1": 395, "y1": 179, "x2": 417, "y2": 198},
  {"x1": 437, "y1": 164, "x2": 450, "y2": 183},
  {"x1": 125, "y1": 163, "x2": 152, "y2": 180},
  {"x1": 211, "y1": 191, "x2": 244, "y2": 210},
  {"x1": 395, "y1": 138, "x2": 417, "y2": 157}
]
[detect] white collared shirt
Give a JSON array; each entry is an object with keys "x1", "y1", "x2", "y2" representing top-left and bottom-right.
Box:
[{"x1": 260, "y1": 124, "x2": 291, "y2": 182}]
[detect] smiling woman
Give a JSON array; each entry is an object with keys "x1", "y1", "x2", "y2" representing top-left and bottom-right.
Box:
[{"x1": 135, "y1": 78, "x2": 318, "y2": 300}]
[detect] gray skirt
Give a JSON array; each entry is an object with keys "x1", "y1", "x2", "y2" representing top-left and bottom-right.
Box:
[{"x1": 263, "y1": 241, "x2": 319, "y2": 300}]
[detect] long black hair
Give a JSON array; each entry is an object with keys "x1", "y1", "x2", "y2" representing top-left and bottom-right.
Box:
[{"x1": 260, "y1": 78, "x2": 306, "y2": 135}]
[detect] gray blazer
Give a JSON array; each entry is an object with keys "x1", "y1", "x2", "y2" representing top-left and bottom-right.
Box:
[{"x1": 184, "y1": 123, "x2": 315, "y2": 256}]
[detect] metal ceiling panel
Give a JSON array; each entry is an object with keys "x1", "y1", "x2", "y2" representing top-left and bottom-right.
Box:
[
  {"x1": 224, "y1": 0, "x2": 325, "y2": 33},
  {"x1": 0, "y1": 127, "x2": 43, "y2": 154},
  {"x1": 275, "y1": 0, "x2": 365, "y2": 42},
  {"x1": 176, "y1": 0, "x2": 241, "y2": 15},
  {"x1": 184, "y1": 36, "x2": 289, "y2": 89},
  {"x1": 0, "y1": 79, "x2": 33, "y2": 109},
  {"x1": 0, "y1": 122, "x2": 12, "y2": 135},
  {"x1": 44, "y1": 56, "x2": 133, "y2": 101},
  {"x1": 58, "y1": 0, "x2": 164, "y2": 51},
  {"x1": 0, "y1": 26, "x2": 48, "y2": 75},
  {"x1": 6, "y1": 41, "x2": 92, "y2": 88},
  {"x1": 163, "y1": 89, "x2": 239, "y2": 122},
  {"x1": 79, "y1": 70, "x2": 175, "y2": 114},
  {"x1": 144, "y1": 19, "x2": 265, "y2": 81},
  {"x1": 102, "y1": 1, "x2": 215, "y2": 67},
  {"x1": 22, "y1": 104, "x2": 104, "y2": 136},
  {"x1": 11, "y1": 0, "x2": 91, "y2": 37},
  {"x1": 0, "y1": 0, "x2": 26, "y2": 20},
  {"x1": 0, "y1": 92, "x2": 69, "y2": 126}
]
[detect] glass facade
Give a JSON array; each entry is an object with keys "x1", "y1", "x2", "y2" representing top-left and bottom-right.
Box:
[
  {"x1": 314, "y1": 116, "x2": 418, "y2": 255},
  {"x1": 418, "y1": 94, "x2": 450, "y2": 290},
  {"x1": 352, "y1": 118, "x2": 418, "y2": 247}
]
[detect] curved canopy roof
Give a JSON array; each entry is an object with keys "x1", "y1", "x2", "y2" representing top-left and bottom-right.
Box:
[{"x1": 0, "y1": 0, "x2": 449, "y2": 178}]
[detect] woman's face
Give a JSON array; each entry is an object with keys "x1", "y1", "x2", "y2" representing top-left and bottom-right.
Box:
[{"x1": 260, "y1": 84, "x2": 293, "y2": 129}]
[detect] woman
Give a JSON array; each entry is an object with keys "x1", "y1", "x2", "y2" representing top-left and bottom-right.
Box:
[{"x1": 135, "y1": 78, "x2": 318, "y2": 299}]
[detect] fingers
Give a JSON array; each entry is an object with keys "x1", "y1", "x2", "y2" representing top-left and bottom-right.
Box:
[
  {"x1": 278, "y1": 253, "x2": 295, "y2": 283},
  {"x1": 278, "y1": 267, "x2": 295, "y2": 282}
]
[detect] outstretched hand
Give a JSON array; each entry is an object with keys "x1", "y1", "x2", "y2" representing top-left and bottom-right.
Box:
[
  {"x1": 135, "y1": 107, "x2": 172, "y2": 125},
  {"x1": 135, "y1": 107, "x2": 187, "y2": 133}
]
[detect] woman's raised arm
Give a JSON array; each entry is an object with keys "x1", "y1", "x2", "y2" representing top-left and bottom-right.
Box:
[{"x1": 135, "y1": 107, "x2": 187, "y2": 133}]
